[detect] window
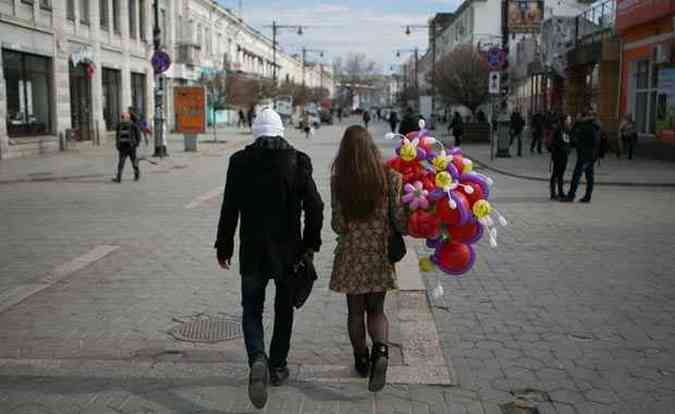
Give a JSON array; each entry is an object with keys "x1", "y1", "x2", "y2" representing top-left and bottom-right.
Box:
[
  {"x1": 102, "y1": 68, "x2": 121, "y2": 130},
  {"x1": 131, "y1": 72, "x2": 146, "y2": 115},
  {"x1": 2, "y1": 49, "x2": 52, "y2": 137},
  {"x1": 112, "y1": 0, "x2": 120, "y2": 32},
  {"x1": 79, "y1": 0, "x2": 89, "y2": 24},
  {"x1": 67, "y1": 0, "x2": 75, "y2": 20},
  {"x1": 100, "y1": 0, "x2": 108, "y2": 28},
  {"x1": 139, "y1": 0, "x2": 146, "y2": 40},
  {"x1": 632, "y1": 59, "x2": 659, "y2": 134},
  {"x1": 20, "y1": 0, "x2": 52, "y2": 9},
  {"x1": 128, "y1": 0, "x2": 136, "y2": 38}
]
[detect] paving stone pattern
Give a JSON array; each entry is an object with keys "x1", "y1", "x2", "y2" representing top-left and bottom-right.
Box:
[{"x1": 0, "y1": 119, "x2": 673, "y2": 413}]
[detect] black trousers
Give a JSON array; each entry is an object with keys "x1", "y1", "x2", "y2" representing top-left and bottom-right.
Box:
[
  {"x1": 550, "y1": 152, "x2": 568, "y2": 197},
  {"x1": 389, "y1": 122, "x2": 397, "y2": 133},
  {"x1": 530, "y1": 132, "x2": 542, "y2": 153},
  {"x1": 510, "y1": 131, "x2": 523, "y2": 156},
  {"x1": 622, "y1": 137, "x2": 635, "y2": 160},
  {"x1": 567, "y1": 158, "x2": 595, "y2": 199},
  {"x1": 241, "y1": 273, "x2": 294, "y2": 369},
  {"x1": 117, "y1": 145, "x2": 139, "y2": 178},
  {"x1": 454, "y1": 133, "x2": 462, "y2": 147}
]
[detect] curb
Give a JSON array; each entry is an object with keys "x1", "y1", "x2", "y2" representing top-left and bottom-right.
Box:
[{"x1": 467, "y1": 155, "x2": 675, "y2": 188}]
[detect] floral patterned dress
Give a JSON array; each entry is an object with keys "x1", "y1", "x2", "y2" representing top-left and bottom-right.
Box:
[{"x1": 329, "y1": 170, "x2": 408, "y2": 294}]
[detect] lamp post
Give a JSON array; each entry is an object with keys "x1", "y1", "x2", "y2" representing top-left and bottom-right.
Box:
[
  {"x1": 404, "y1": 23, "x2": 439, "y2": 127},
  {"x1": 152, "y1": 0, "x2": 166, "y2": 157},
  {"x1": 396, "y1": 48, "x2": 419, "y2": 98},
  {"x1": 302, "y1": 47, "x2": 325, "y2": 101},
  {"x1": 265, "y1": 21, "x2": 303, "y2": 84}
]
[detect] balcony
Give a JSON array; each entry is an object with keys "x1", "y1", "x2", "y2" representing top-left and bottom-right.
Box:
[
  {"x1": 574, "y1": 0, "x2": 616, "y2": 47},
  {"x1": 175, "y1": 42, "x2": 201, "y2": 67}
]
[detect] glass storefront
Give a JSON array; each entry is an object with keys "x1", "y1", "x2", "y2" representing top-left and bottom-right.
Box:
[
  {"x1": 2, "y1": 49, "x2": 52, "y2": 137},
  {"x1": 131, "y1": 72, "x2": 146, "y2": 116},
  {"x1": 632, "y1": 59, "x2": 659, "y2": 134},
  {"x1": 102, "y1": 68, "x2": 121, "y2": 130}
]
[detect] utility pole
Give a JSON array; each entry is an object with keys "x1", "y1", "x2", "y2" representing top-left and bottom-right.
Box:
[
  {"x1": 152, "y1": 0, "x2": 166, "y2": 157},
  {"x1": 267, "y1": 21, "x2": 303, "y2": 84}
]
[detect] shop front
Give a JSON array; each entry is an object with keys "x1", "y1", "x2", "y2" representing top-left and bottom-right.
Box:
[
  {"x1": 69, "y1": 47, "x2": 95, "y2": 141},
  {"x1": 617, "y1": 0, "x2": 675, "y2": 144}
]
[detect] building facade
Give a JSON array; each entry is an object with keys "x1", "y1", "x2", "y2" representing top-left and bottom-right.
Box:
[
  {"x1": 616, "y1": 0, "x2": 675, "y2": 144},
  {"x1": 1, "y1": 0, "x2": 155, "y2": 159},
  {"x1": 0, "y1": 0, "x2": 334, "y2": 159}
]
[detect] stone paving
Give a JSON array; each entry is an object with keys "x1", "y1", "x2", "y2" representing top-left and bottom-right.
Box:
[{"x1": 0, "y1": 118, "x2": 674, "y2": 413}]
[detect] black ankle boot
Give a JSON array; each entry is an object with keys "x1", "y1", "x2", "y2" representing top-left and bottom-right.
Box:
[
  {"x1": 354, "y1": 349, "x2": 370, "y2": 378},
  {"x1": 368, "y1": 342, "x2": 388, "y2": 392}
]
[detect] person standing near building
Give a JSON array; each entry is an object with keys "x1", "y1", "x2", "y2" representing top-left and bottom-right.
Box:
[
  {"x1": 510, "y1": 109, "x2": 525, "y2": 156},
  {"x1": 550, "y1": 115, "x2": 572, "y2": 200},
  {"x1": 449, "y1": 112, "x2": 464, "y2": 147},
  {"x1": 561, "y1": 108, "x2": 601, "y2": 203},
  {"x1": 247, "y1": 106, "x2": 256, "y2": 129},
  {"x1": 330, "y1": 125, "x2": 407, "y2": 392},
  {"x1": 112, "y1": 112, "x2": 141, "y2": 183},
  {"x1": 363, "y1": 110, "x2": 371, "y2": 128},
  {"x1": 238, "y1": 109, "x2": 246, "y2": 128},
  {"x1": 530, "y1": 111, "x2": 544, "y2": 154},
  {"x1": 388, "y1": 110, "x2": 399, "y2": 133},
  {"x1": 398, "y1": 107, "x2": 418, "y2": 136},
  {"x1": 619, "y1": 113, "x2": 637, "y2": 160},
  {"x1": 215, "y1": 108, "x2": 324, "y2": 409}
]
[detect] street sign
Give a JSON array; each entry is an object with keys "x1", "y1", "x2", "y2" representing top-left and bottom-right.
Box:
[
  {"x1": 152, "y1": 51, "x2": 171, "y2": 74},
  {"x1": 175, "y1": 86, "x2": 206, "y2": 134},
  {"x1": 487, "y1": 47, "x2": 506, "y2": 70},
  {"x1": 489, "y1": 71, "x2": 501, "y2": 95}
]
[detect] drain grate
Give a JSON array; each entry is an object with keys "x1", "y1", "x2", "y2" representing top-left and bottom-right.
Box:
[{"x1": 169, "y1": 317, "x2": 242, "y2": 343}]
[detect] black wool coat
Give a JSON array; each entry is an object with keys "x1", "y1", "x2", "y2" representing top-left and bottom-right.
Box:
[{"x1": 215, "y1": 137, "x2": 324, "y2": 277}]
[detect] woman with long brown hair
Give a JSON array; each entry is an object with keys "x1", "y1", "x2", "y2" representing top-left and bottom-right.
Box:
[{"x1": 330, "y1": 125, "x2": 407, "y2": 392}]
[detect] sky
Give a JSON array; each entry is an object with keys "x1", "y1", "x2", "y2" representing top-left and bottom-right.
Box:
[{"x1": 217, "y1": 0, "x2": 462, "y2": 74}]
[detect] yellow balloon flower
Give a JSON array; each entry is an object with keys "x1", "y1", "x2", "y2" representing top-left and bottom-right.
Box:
[
  {"x1": 419, "y1": 256, "x2": 434, "y2": 272},
  {"x1": 472, "y1": 199, "x2": 493, "y2": 219},
  {"x1": 400, "y1": 142, "x2": 417, "y2": 162},
  {"x1": 435, "y1": 171, "x2": 453, "y2": 190},
  {"x1": 432, "y1": 154, "x2": 450, "y2": 172},
  {"x1": 463, "y1": 159, "x2": 474, "y2": 174}
]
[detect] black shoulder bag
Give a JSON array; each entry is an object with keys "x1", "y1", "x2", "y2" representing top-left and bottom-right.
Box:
[{"x1": 387, "y1": 174, "x2": 407, "y2": 264}]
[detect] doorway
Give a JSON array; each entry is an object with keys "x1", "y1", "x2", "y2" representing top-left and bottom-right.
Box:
[
  {"x1": 102, "y1": 68, "x2": 121, "y2": 130},
  {"x1": 69, "y1": 62, "x2": 92, "y2": 140}
]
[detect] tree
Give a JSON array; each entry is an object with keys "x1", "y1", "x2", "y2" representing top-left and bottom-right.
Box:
[
  {"x1": 334, "y1": 53, "x2": 379, "y2": 85},
  {"x1": 432, "y1": 45, "x2": 490, "y2": 115}
]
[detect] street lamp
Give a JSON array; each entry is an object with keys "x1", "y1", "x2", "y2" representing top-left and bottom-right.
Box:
[
  {"x1": 265, "y1": 21, "x2": 304, "y2": 84},
  {"x1": 404, "y1": 23, "x2": 440, "y2": 126}
]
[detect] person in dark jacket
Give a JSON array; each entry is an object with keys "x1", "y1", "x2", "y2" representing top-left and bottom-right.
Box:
[
  {"x1": 449, "y1": 112, "x2": 464, "y2": 147},
  {"x1": 247, "y1": 106, "x2": 256, "y2": 129},
  {"x1": 510, "y1": 109, "x2": 525, "y2": 156},
  {"x1": 388, "y1": 110, "x2": 399, "y2": 133},
  {"x1": 550, "y1": 115, "x2": 572, "y2": 200},
  {"x1": 619, "y1": 113, "x2": 637, "y2": 160},
  {"x1": 398, "y1": 107, "x2": 419, "y2": 136},
  {"x1": 112, "y1": 112, "x2": 141, "y2": 182},
  {"x1": 530, "y1": 111, "x2": 544, "y2": 154},
  {"x1": 561, "y1": 109, "x2": 600, "y2": 203},
  {"x1": 363, "y1": 110, "x2": 371, "y2": 128},
  {"x1": 215, "y1": 108, "x2": 324, "y2": 408}
]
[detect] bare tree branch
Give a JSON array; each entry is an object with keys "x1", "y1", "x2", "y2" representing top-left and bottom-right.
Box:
[{"x1": 433, "y1": 45, "x2": 490, "y2": 114}]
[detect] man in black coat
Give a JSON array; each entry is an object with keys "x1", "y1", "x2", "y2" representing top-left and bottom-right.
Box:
[
  {"x1": 561, "y1": 109, "x2": 600, "y2": 203},
  {"x1": 215, "y1": 108, "x2": 324, "y2": 408},
  {"x1": 112, "y1": 112, "x2": 140, "y2": 183},
  {"x1": 510, "y1": 109, "x2": 525, "y2": 156},
  {"x1": 398, "y1": 107, "x2": 419, "y2": 136}
]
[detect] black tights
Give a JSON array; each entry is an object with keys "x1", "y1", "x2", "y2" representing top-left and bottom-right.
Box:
[{"x1": 346, "y1": 292, "x2": 388, "y2": 355}]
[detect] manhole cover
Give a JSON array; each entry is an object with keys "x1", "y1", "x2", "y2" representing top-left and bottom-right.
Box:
[{"x1": 169, "y1": 317, "x2": 242, "y2": 343}]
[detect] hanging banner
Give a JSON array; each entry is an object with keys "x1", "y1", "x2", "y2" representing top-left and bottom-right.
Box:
[
  {"x1": 506, "y1": 0, "x2": 544, "y2": 33},
  {"x1": 175, "y1": 86, "x2": 206, "y2": 134}
]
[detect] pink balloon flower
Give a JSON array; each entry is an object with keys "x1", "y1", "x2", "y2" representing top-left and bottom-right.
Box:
[{"x1": 402, "y1": 181, "x2": 430, "y2": 210}]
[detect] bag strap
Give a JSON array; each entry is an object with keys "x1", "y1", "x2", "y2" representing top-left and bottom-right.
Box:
[{"x1": 386, "y1": 171, "x2": 400, "y2": 234}]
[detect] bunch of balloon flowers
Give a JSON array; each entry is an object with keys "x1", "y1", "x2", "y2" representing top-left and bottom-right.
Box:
[{"x1": 385, "y1": 120, "x2": 507, "y2": 286}]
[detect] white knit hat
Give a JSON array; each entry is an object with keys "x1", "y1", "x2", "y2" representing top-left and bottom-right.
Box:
[{"x1": 252, "y1": 107, "x2": 284, "y2": 138}]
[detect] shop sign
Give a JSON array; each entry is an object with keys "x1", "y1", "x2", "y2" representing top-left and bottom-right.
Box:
[
  {"x1": 71, "y1": 46, "x2": 94, "y2": 66},
  {"x1": 506, "y1": 0, "x2": 544, "y2": 33},
  {"x1": 175, "y1": 86, "x2": 206, "y2": 134}
]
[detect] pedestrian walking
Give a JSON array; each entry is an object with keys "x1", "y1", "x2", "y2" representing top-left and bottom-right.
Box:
[
  {"x1": 530, "y1": 111, "x2": 544, "y2": 154},
  {"x1": 330, "y1": 125, "x2": 407, "y2": 392},
  {"x1": 238, "y1": 109, "x2": 246, "y2": 128},
  {"x1": 247, "y1": 106, "x2": 256, "y2": 129},
  {"x1": 619, "y1": 114, "x2": 637, "y2": 160},
  {"x1": 302, "y1": 112, "x2": 311, "y2": 139},
  {"x1": 112, "y1": 112, "x2": 141, "y2": 183},
  {"x1": 510, "y1": 109, "x2": 525, "y2": 156},
  {"x1": 550, "y1": 115, "x2": 572, "y2": 200},
  {"x1": 561, "y1": 108, "x2": 601, "y2": 203},
  {"x1": 363, "y1": 110, "x2": 371, "y2": 128},
  {"x1": 388, "y1": 110, "x2": 399, "y2": 133},
  {"x1": 449, "y1": 112, "x2": 464, "y2": 147},
  {"x1": 215, "y1": 108, "x2": 324, "y2": 409}
]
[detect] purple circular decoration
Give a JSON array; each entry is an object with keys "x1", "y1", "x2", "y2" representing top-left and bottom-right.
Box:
[
  {"x1": 462, "y1": 173, "x2": 491, "y2": 199},
  {"x1": 448, "y1": 191, "x2": 471, "y2": 226},
  {"x1": 464, "y1": 223, "x2": 484, "y2": 244},
  {"x1": 152, "y1": 51, "x2": 171, "y2": 74},
  {"x1": 426, "y1": 238, "x2": 443, "y2": 249},
  {"x1": 429, "y1": 189, "x2": 445, "y2": 201},
  {"x1": 447, "y1": 163, "x2": 461, "y2": 180},
  {"x1": 449, "y1": 147, "x2": 463, "y2": 156},
  {"x1": 437, "y1": 244, "x2": 476, "y2": 277}
]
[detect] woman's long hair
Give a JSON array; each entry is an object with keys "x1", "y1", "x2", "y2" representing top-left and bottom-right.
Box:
[{"x1": 331, "y1": 125, "x2": 388, "y2": 223}]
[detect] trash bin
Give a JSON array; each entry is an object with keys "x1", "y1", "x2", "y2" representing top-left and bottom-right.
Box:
[
  {"x1": 184, "y1": 134, "x2": 198, "y2": 152},
  {"x1": 494, "y1": 103, "x2": 511, "y2": 158}
]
